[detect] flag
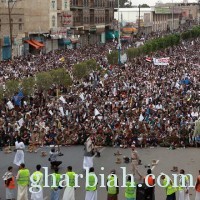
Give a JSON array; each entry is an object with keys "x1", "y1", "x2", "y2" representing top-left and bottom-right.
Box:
[
  {"x1": 59, "y1": 96, "x2": 66, "y2": 103},
  {"x1": 145, "y1": 57, "x2": 152, "y2": 62},
  {"x1": 13, "y1": 90, "x2": 24, "y2": 106},
  {"x1": 139, "y1": 114, "x2": 144, "y2": 122},
  {"x1": 94, "y1": 108, "x2": 100, "y2": 116},
  {"x1": 59, "y1": 57, "x2": 65, "y2": 62},
  {"x1": 7, "y1": 101, "x2": 14, "y2": 110},
  {"x1": 79, "y1": 93, "x2": 84, "y2": 101}
]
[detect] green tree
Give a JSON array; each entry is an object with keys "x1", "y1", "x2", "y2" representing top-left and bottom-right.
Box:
[
  {"x1": 50, "y1": 68, "x2": 72, "y2": 87},
  {"x1": 36, "y1": 72, "x2": 53, "y2": 91},
  {"x1": 115, "y1": 0, "x2": 132, "y2": 8},
  {"x1": 0, "y1": 85, "x2": 4, "y2": 103},
  {"x1": 107, "y1": 51, "x2": 118, "y2": 65},
  {"x1": 140, "y1": 4, "x2": 150, "y2": 8},
  {"x1": 73, "y1": 63, "x2": 88, "y2": 79},
  {"x1": 21, "y1": 77, "x2": 35, "y2": 96},
  {"x1": 85, "y1": 59, "x2": 98, "y2": 72},
  {"x1": 5, "y1": 80, "x2": 19, "y2": 98}
]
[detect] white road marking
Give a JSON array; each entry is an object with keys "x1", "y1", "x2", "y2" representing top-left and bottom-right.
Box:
[{"x1": 151, "y1": 160, "x2": 160, "y2": 171}]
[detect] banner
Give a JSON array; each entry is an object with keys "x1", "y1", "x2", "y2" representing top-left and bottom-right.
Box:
[
  {"x1": 13, "y1": 90, "x2": 24, "y2": 106},
  {"x1": 153, "y1": 57, "x2": 170, "y2": 66},
  {"x1": 146, "y1": 57, "x2": 152, "y2": 62}
]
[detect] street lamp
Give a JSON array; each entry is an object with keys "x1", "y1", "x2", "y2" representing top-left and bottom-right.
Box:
[
  {"x1": 171, "y1": 0, "x2": 174, "y2": 32},
  {"x1": 138, "y1": 4, "x2": 141, "y2": 35},
  {"x1": 8, "y1": 0, "x2": 21, "y2": 59},
  {"x1": 117, "y1": 0, "x2": 121, "y2": 65}
]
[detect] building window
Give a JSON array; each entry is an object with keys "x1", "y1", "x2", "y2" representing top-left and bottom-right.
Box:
[
  {"x1": 64, "y1": 0, "x2": 67, "y2": 8},
  {"x1": 52, "y1": 0, "x2": 56, "y2": 9},
  {"x1": 52, "y1": 15, "x2": 56, "y2": 27},
  {"x1": 19, "y1": 24, "x2": 22, "y2": 30},
  {"x1": 19, "y1": 18, "x2": 22, "y2": 30}
]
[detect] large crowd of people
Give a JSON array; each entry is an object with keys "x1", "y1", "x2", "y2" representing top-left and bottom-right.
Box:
[{"x1": 0, "y1": 26, "x2": 199, "y2": 153}]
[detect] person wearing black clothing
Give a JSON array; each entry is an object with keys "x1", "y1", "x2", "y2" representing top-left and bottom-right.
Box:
[
  {"x1": 49, "y1": 147, "x2": 62, "y2": 169},
  {"x1": 144, "y1": 169, "x2": 155, "y2": 200}
]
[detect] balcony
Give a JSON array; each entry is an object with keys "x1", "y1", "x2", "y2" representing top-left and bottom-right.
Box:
[{"x1": 70, "y1": 2, "x2": 83, "y2": 9}]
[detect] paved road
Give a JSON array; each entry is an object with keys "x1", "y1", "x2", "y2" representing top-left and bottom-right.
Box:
[{"x1": 0, "y1": 146, "x2": 199, "y2": 200}]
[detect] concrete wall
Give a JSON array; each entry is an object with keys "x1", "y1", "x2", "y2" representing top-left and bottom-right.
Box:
[
  {"x1": 0, "y1": 7, "x2": 24, "y2": 38},
  {"x1": 24, "y1": 0, "x2": 50, "y2": 33}
]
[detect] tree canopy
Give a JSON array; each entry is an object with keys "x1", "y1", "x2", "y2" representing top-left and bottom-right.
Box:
[
  {"x1": 115, "y1": 0, "x2": 132, "y2": 7},
  {"x1": 140, "y1": 4, "x2": 150, "y2": 8}
]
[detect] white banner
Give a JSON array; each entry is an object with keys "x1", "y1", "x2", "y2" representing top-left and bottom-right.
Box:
[{"x1": 153, "y1": 57, "x2": 170, "y2": 66}]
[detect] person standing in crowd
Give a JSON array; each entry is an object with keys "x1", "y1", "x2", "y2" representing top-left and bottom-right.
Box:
[
  {"x1": 50, "y1": 167, "x2": 62, "y2": 200},
  {"x1": 3, "y1": 166, "x2": 15, "y2": 200},
  {"x1": 107, "y1": 169, "x2": 119, "y2": 200},
  {"x1": 144, "y1": 169, "x2": 155, "y2": 200},
  {"x1": 161, "y1": 174, "x2": 176, "y2": 200},
  {"x1": 85, "y1": 167, "x2": 98, "y2": 200},
  {"x1": 31, "y1": 164, "x2": 44, "y2": 200},
  {"x1": 49, "y1": 147, "x2": 62, "y2": 169},
  {"x1": 195, "y1": 170, "x2": 200, "y2": 200},
  {"x1": 13, "y1": 138, "x2": 25, "y2": 167},
  {"x1": 62, "y1": 166, "x2": 76, "y2": 200},
  {"x1": 131, "y1": 145, "x2": 142, "y2": 179},
  {"x1": 83, "y1": 136, "x2": 94, "y2": 170},
  {"x1": 178, "y1": 169, "x2": 190, "y2": 200},
  {"x1": 125, "y1": 175, "x2": 136, "y2": 200},
  {"x1": 16, "y1": 163, "x2": 30, "y2": 200}
]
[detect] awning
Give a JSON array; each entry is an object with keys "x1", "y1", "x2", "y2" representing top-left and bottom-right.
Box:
[
  {"x1": 31, "y1": 39, "x2": 45, "y2": 47},
  {"x1": 64, "y1": 40, "x2": 71, "y2": 45},
  {"x1": 106, "y1": 31, "x2": 115, "y2": 39},
  {"x1": 121, "y1": 35, "x2": 131, "y2": 39},
  {"x1": 25, "y1": 40, "x2": 40, "y2": 49}
]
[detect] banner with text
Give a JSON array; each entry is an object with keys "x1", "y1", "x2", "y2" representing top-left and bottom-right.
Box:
[{"x1": 153, "y1": 57, "x2": 170, "y2": 66}]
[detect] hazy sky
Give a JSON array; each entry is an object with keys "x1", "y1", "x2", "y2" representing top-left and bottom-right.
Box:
[{"x1": 130, "y1": 0, "x2": 198, "y2": 6}]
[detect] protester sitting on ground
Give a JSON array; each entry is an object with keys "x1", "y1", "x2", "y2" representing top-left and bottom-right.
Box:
[{"x1": 49, "y1": 148, "x2": 62, "y2": 169}]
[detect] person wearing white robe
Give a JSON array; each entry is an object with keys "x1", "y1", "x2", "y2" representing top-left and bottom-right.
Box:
[
  {"x1": 62, "y1": 166, "x2": 76, "y2": 200},
  {"x1": 13, "y1": 140, "x2": 25, "y2": 166},
  {"x1": 178, "y1": 169, "x2": 190, "y2": 200},
  {"x1": 31, "y1": 164, "x2": 44, "y2": 200},
  {"x1": 85, "y1": 167, "x2": 97, "y2": 200},
  {"x1": 83, "y1": 137, "x2": 94, "y2": 170}
]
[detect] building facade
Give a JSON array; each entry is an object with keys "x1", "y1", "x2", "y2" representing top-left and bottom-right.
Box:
[
  {"x1": 71, "y1": 0, "x2": 115, "y2": 46},
  {"x1": 0, "y1": 0, "x2": 24, "y2": 60},
  {"x1": 0, "y1": 0, "x2": 115, "y2": 60},
  {"x1": 152, "y1": 6, "x2": 181, "y2": 32}
]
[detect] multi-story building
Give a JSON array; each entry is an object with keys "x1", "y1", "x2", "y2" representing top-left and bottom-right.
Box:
[
  {"x1": 70, "y1": 0, "x2": 115, "y2": 46},
  {"x1": 24, "y1": 0, "x2": 73, "y2": 54},
  {"x1": 152, "y1": 3, "x2": 200, "y2": 32},
  {"x1": 0, "y1": 0, "x2": 24, "y2": 60},
  {"x1": 0, "y1": 0, "x2": 115, "y2": 60},
  {"x1": 152, "y1": 5, "x2": 181, "y2": 32}
]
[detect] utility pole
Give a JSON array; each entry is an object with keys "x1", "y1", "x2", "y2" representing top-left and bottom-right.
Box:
[
  {"x1": 8, "y1": 0, "x2": 13, "y2": 60},
  {"x1": 172, "y1": 0, "x2": 174, "y2": 32},
  {"x1": 198, "y1": 0, "x2": 200, "y2": 25},
  {"x1": 138, "y1": 4, "x2": 141, "y2": 35},
  {"x1": 117, "y1": 0, "x2": 121, "y2": 65},
  {"x1": 7, "y1": 0, "x2": 21, "y2": 60}
]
